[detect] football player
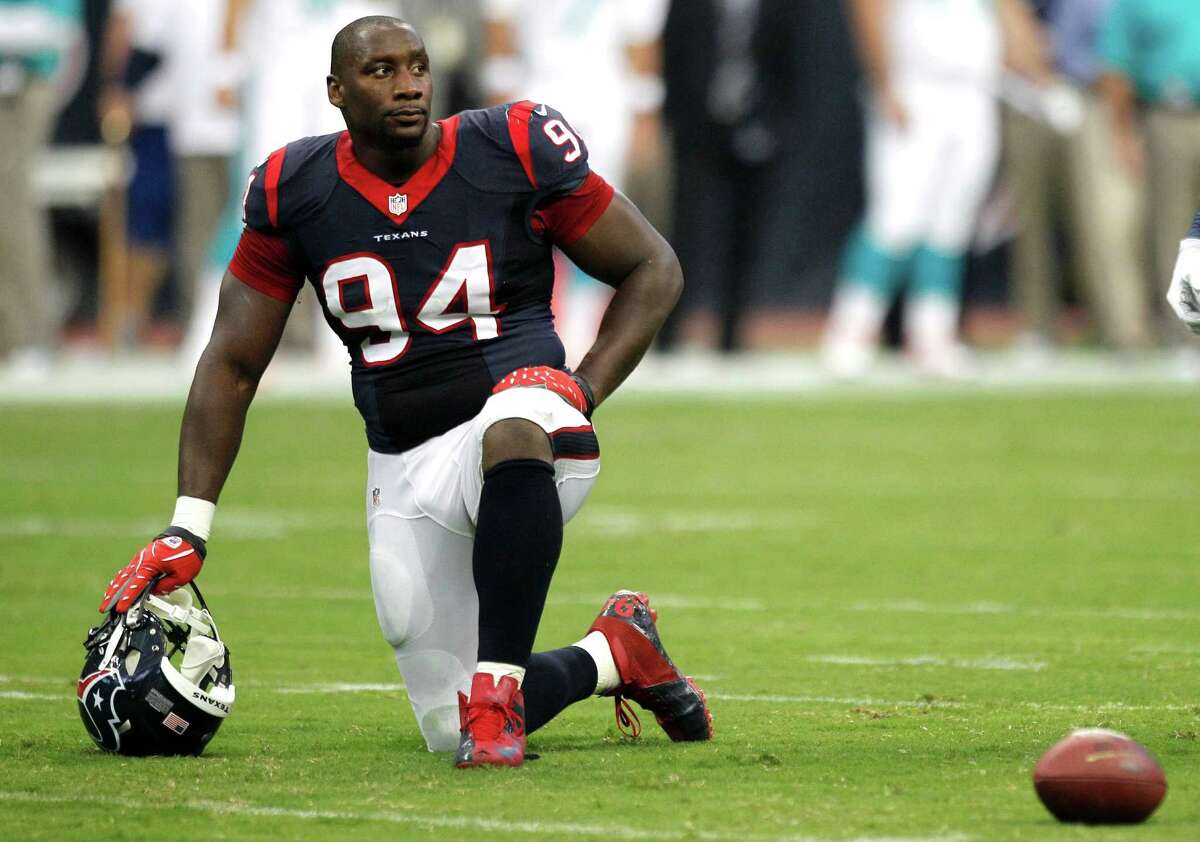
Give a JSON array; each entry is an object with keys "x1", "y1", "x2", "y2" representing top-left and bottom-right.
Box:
[
  {"x1": 98, "y1": 15, "x2": 711, "y2": 768},
  {"x1": 1167, "y1": 212, "x2": 1200, "y2": 334},
  {"x1": 820, "y1": 0, "x2": 1048, "y2": 379}
]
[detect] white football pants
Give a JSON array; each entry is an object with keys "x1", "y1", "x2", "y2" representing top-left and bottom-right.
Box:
[
  {"x1": 864, "y1": 78, "x2": 1000, "y2": 255},
  {"x1": 366, "y1": 387, "x2": 600, "y2": 751}
]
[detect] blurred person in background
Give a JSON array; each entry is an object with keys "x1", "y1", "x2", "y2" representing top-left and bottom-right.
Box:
[
  {"x1": 98, "y1": 0, "x2": 175, "y2": 349},
  {"x1": 480, "y1": 0, "x2": 668, "y2": 365},
  {"x1": 1097, "y1": 0, "x2": 1200, "y2": 363},
  {"x1": 180, "y1": 0, "x2": 402, "y2": 369},
  {"x1": 656, "y1": 0, "x2": 780, "y2": 353},
  {"x1": 1166, "y1": 208, "x2": 1200, "y2": 335},
  {"x1": 822, "y1": 0, "x2": 1049, "y2": 379},
  {"x1": 399, "y1": 0, "x2": 484, "y2": 117},
  {"x1": 164, "y1": 0, "x2": 241, "y2": 336},
  {"x1": 0, "y1": 0, "x2": 82, "y2": 377},
  {"x1": 1005, "y1": 0, "x2": 1151, "y2": 354}
]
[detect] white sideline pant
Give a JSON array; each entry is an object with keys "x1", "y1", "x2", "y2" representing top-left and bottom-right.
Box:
[
  {"x1": 365, "y1": 387, "x2": 600, "y2": 751},
  {"x1": 864, "y1": 78, "x2": 1000, "y2": 255}
]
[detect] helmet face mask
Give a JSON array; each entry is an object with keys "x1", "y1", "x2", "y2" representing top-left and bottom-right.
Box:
[{"x1": 79, "y1": 586, "x2": 234, "y2": 756}]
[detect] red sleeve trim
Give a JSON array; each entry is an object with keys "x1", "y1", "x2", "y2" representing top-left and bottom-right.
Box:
[
  {"x1": 506, "y1": 101, "x2": 538, "y2": 188},
  {"x1": 228, "y1": 228, "x2": 304, "y2": 302},
  {"x1": 264, "y1": 146, "x2": 287, "y2": 229},
  {"x1": 531, "y1": 172, "x2": 616, "y2": 246}
]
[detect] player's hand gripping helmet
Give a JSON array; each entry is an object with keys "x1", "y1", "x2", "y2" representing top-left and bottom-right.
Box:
[{"x1": 78, "y1": 582, "x2": 234, "y2": 756}]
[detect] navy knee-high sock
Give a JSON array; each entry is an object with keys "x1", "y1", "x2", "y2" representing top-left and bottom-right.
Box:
[
  {"x1": 473, "y1": 458, "x2": 562, "y2": 667},
  {"x1": 524, "y1": 646, "x2": 598, "y2": 733}
]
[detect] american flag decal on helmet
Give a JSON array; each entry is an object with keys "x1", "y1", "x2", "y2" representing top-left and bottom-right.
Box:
[{"x1": 163, "y1": 711, "x2": 190, "y2": 734}]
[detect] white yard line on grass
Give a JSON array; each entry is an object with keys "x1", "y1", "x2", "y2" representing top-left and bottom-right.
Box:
[
  {"x1": 275, "y1": 676, "x2": 725, "y2": 695},
  {"x1": 0, "y1": 791, "x2": 968, "y2": 842},
  {"x1": 4, "y1": 676, "x2": 1189, "y2": 713},
  {"x1": 2, "y1": 506, "x2": 795, "y2": 544},
  {"x1": 709, "y1": 693, "x2": 961, "y2": 708},
  {"x1": 806, "y1": 655, "x2": 1046, "y2": 672},
  {"x1": 0, "y1": 512, "x2": 351, "y2": 541},
  {"x1": 0, "y1": 691, "x2": 63, "y2": 701},
  {"x1": 203, "y1": 586, "x2": 370, "y2": 602},
  {"x1": 1133, "y1": 644, "x2": 1200, "y2": 655},
  {"x1": 170, "y1": 590, "x2": 768, "y2": 609},
  {"x1": 276, "y1": 682, "x2": 406, "y2": 694},
  {"x1": 575, "y1": 506, "x2": 800, "y2": 536},
  {"x1": 850, "y1": 599, "x2": 1200, "y2": 623},
  {"x1": 550, "y1": 593, "x2": 767, "y2": 611},
  {"x1": 1019, "y1": 701, "x2": 1199, "y2": 713}
]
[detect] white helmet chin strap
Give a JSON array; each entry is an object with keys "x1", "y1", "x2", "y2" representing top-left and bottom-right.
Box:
[
  {"x1": 144, "y1": 589, "x2": 236, "y2": 716},
  {"x1": 145, "y1": 591, "x2": 217, "y2": 640},
  {"x1": 180, "y1": 635, "x2": 226, "y2": 684}
]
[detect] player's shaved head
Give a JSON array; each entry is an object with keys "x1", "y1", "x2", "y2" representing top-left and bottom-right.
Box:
[
  {"x1": 330, "y1": 15, "x2": 418, "y2": 77},
  {"x1": 327, "y1": 14, "x2": 435, "y2": 155}
]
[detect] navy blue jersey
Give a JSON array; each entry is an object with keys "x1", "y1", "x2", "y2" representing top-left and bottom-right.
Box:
[{"x1": 229, "y1": 102, "x2": 614, "y2": 453}]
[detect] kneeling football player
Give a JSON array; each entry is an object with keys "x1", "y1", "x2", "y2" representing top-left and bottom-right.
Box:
[{"x1": 98, "y1": 15, "x2": 711, "y2": 767}]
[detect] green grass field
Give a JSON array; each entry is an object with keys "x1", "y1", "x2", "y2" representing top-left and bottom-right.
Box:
[{"x1": 2, "y1": 388, "x2": 1198, "y2": 840}]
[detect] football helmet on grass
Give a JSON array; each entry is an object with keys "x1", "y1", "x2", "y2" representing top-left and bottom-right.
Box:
[{"x1": 79, "y1": 582, "x2": 234, "y2": 756}]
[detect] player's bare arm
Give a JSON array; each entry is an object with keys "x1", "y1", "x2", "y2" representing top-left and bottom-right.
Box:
[
  {"x1": 1096, "y1": 71, "x2": 1143, "y2": 174},
  {"x1": 997, "y1": 0, "x2": 1051, "y2": 84},
  {"x1": 845, "y1": 0, "x2": 906, "y2": 128},
  {"x1": 178, "y1": 272, "x2": 293, "y2": 502},
  {"x1": 560, "y1": 192, "x2": 683, "y2": 407},
  {"x1": 97, "y1": 273, "x2": 291, "y2": 614}
]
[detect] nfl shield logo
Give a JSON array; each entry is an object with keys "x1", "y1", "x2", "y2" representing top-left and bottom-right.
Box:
[{"x1": 388, "y1": 193, "x2": 408, "y2": 216}]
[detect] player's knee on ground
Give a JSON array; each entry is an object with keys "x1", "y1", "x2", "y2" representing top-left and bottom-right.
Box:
[
  {"x1": 395, "y1": 649, "x2": 471, "y2": 752},
  {"x1": 481, "y1": 417, "x2": 552, "y2": 472}
]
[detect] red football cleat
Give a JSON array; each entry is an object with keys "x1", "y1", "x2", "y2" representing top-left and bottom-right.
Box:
[
  {"x1": 589, "y1": 590, "x2": 713, "y2": 741},
  {"x1": 453, "y1": 672, "x2": 527, "y2": 768}
]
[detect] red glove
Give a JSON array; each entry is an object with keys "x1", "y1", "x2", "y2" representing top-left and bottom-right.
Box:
[
  {"x1": 99, "y1": 527, "x2": 206, "y2": 614},
  {"x1": 493, "y1": 366, "x2": 595, "y2": 417}
]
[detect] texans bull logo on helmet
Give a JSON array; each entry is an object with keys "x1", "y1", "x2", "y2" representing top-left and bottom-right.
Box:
[
  {"x1": 78, "y1": 584, "x2": 234, "y2": 756},
  {"x1": 77, "y1": 666, "x2": 127, "y2": 752}
]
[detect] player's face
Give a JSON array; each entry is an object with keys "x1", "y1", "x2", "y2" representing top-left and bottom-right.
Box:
[{"x1": 331, "y1": 27, "x2": 433, "y2": 149}]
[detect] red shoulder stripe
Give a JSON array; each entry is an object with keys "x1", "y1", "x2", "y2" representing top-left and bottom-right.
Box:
[
  {"x1": 264, "y1": 146, "x2": 288, "y2": 229},
  {"x1": 506, "y1": 100, "x2": 538, "y2": 188}
]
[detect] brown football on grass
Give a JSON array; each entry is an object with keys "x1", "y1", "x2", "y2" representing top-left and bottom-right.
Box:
[{"x1": 1033, "y1": 729, "x2": 1166, "y2": 824}]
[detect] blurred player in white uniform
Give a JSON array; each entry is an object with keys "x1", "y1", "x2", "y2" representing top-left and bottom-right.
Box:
[
  {"x1": 1167, "y1": 211, "x2": 1200, "y2": 335},
  {"x1": 481, "y1": 0, "x2": 668, "y2": 365},
  {"x1": 822, "y1": 0, "x2": 1046, "y2": 378},
  {"x1": 181, "y1": 0, "x2": 401, "y2": 368},
  {"x1": 164, "y1": 0, "x2": 241, "y2": 334}
]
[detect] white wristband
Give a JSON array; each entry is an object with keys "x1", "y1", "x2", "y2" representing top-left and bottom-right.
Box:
[{"x1": 171, "y1": 496, "x2": 216, "y2": 542}]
